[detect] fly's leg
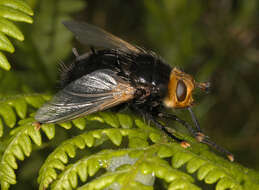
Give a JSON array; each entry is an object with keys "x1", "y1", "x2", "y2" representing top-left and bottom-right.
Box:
[
  {"x1": 187, "y1": 107, "x2": 203, "y2": 133},
  {"x1": 147, "y1": 112, "x2": 191, "y2": 148},
  {"x1": 202, "y1": 138, "x2": 234, "y2": 162},
  {"x1": 72, "y1": 47, "x2": 91, "y2": 61},
  {"x1": 187, "y1": 107, "x2": 211, "y2": 144},
  {"x1": 132, "y1": 105, "x2": 190, "y2": 148},
  {"x1": 158, "y1": 112, "x2": 234, "y2": 162},
  {"x1": 157, "y1": 112, "x2": 205, "y2": 142},
  {"x1": 33, "y1": 122, "x2": 41, "y2": 130}
]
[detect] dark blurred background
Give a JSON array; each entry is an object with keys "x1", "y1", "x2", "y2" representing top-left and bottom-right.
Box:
[{"x1": 2, "y1": 0, "x2": 259, "y2": 185}]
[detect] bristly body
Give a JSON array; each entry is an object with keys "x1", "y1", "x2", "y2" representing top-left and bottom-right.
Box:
[
  {"x1": 35, "y1": 20, "x2": 234, "y2": 162},
  {"x1": 60, "y1": 49, "x2": 171, "y2": 112}
]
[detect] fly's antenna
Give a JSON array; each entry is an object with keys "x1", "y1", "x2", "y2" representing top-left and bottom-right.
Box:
[{"x1": 196, "y1": 81, "x2": 211, "y2": 94}]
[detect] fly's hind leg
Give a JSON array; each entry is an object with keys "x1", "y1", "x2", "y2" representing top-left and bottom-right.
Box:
[
  {"x1": 158, "y1": 112, "x2": 234, "y2": 162},
  {"x1": 72, "y1": 47, "x2": 92, "y2": 61}
]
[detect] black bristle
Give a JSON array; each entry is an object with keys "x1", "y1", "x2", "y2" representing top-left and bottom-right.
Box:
[{"x1": 59, "y1": 60, "x2": 76, "y2": 88}]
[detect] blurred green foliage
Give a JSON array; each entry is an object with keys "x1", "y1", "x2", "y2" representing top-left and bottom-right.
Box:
[
  {"x1": 142, "y1": 0, "x2": 259, "y2": 169},
  {"x1": 0, "y1": 0, "x2": 259, "y2": 189}
]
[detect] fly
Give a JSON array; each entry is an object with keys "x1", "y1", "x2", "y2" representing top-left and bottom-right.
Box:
[{"x1": 35, "y1": 21, "x2": 234, "y2": 162}]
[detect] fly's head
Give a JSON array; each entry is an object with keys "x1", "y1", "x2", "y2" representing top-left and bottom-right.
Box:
[{"x1": 163, "y1": 67, "x2": 210, "y2": 109}]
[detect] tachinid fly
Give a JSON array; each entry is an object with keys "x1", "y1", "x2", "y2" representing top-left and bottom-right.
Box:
[{"x1": 35, "y1": 21, "x2": 234, "y2": 162}]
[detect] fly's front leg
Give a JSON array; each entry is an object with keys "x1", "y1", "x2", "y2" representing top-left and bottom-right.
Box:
[
  {"x1": 162, "y1": 106, "x2": 207, "y2": 141},
  {"x1": 158, "y1": 111, "x2": 234, "y2": 162},
  {"x1": 131, "y1": 105, "x2": 190, "y2": 148},
  {"x1": 187, "y1": 107, "x2": 204, "y2": 135},
  {"x1": 157, "y1": 112, "x2": 206, "y2": 142}
]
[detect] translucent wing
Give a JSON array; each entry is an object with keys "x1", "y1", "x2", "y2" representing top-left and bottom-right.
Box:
[
  {"x1": 63, "y1": 20, "x2": 140, "y2": 53},
  {"x1": 35, "y1": 69, "x2": 136, "y2": 123}
]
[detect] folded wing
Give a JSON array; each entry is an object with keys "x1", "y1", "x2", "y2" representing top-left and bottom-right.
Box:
[
  {"x1": 35, "y1": 69, "x2": 135, "y2": 123},
  {"x1": 63, "y1": 20, "x2": 140, "y2": 53}
]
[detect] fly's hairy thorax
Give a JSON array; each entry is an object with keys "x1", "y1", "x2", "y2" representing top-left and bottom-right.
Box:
[{"x1": 60, "y1": 49, "x2": 172, "y2": 102}]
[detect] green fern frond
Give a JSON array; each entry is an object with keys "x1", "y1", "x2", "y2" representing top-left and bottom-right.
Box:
[
  {"x1": 70, "y1": 148, "x2": 199, "y2": 190},
  {"x1": 0, "y1": 118, "x2": 53, "y2": 189},
  {"x1": 0, "y1": 0, "x2": 33, "y2": 70},
  {"x1": 0, "y1": 95, "x2": 259, "y2": 189},
  {"x1": 38, "y1": 128, "x2": 148, "y2": 189},
  {"x1": 0, "y1": 94, "x2": 50, "y2": 137},
  {"x1": 40, "y1": 138, "x2": 200, "y2": 190},
  {"x1": 36, "y1": 114, "x2": 259, "y2": 190}
]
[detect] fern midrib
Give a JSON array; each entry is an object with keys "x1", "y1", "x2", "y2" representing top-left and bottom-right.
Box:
[{"x1": 120, "y1": 145, "x2": 157, "y2": 189}]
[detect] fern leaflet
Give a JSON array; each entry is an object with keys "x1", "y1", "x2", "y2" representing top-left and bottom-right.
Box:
[
  {"x1": 0, "y1": 95, "x2": 258, "y2": 189},
  {"x1": 0, "y1": 0, "x2": 33, "y2": 70}
]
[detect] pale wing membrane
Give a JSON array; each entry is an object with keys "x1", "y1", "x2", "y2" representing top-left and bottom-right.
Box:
[
  {"x1": 63, "y1": 21, "x2": 140, "y2": 53},
  {"x1": 35, "y1": 69, "x2": 135, "y2": 123}
]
